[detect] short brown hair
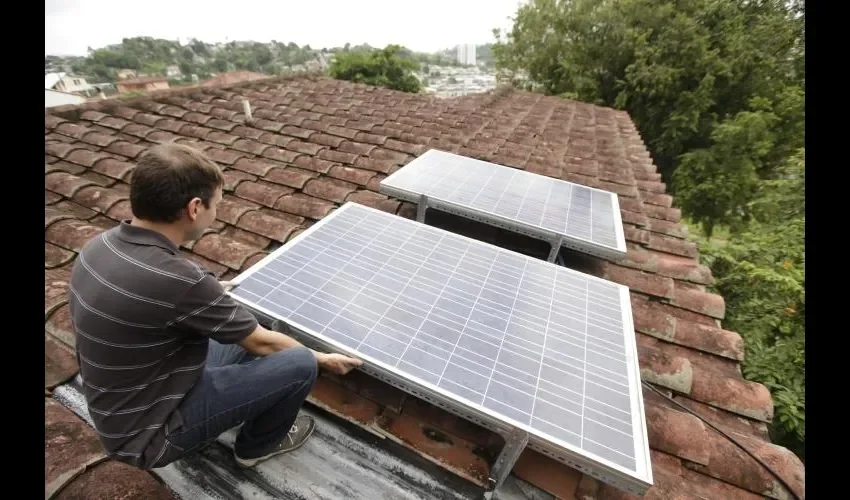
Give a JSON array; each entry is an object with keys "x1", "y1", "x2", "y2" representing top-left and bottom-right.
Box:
[{"x1": 130, "y1": 143, "x2": 225, "y2": 223}]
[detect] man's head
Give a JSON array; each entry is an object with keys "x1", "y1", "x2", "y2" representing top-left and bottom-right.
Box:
[{"x1": 129, "y1": 142, "x2": 224, "y2": 243}]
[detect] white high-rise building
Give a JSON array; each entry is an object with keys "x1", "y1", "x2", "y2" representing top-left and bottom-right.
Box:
[{"x1": 456, "y1": 44, "x2": 476, "y2": 66}]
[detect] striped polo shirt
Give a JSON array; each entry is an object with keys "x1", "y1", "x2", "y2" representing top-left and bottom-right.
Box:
[{"x1": 68, "y1": 220, "x2": 258, "y2": 469}]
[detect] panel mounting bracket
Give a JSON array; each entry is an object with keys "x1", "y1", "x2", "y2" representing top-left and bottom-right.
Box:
[
  {"x1": 547, "y1": 235, "x2": 564, "y2": 263},
  {"x1": 416, "y1": 194, "x2": 429, "y2": 222},
  {"x1": 484, "y1": 427, "x2": 529, "y2": 500},
  {"x1": 269, "y1": 318, "x2": 290, "y2": 335}
]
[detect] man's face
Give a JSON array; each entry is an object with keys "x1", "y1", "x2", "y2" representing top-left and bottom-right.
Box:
[{"x1": 183, "y1": 186, "x2": 222, "y2": 242}]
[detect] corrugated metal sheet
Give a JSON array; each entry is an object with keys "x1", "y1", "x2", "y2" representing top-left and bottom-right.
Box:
[
  {"x1": 46, "y1": 89, "x2": 86, "y2": 108},
  {"x1": 45, "y1": 72, "x2": 66, "y2": 89},
  {"x1": 53, "y1": 378, "x2": 552, "y2": 500}
]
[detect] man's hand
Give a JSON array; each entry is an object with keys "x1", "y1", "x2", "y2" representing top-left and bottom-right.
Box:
[
  {"x1": 316, "y1": 352, "x2": 363, "y2": 375},
  {"x1": 219, "y1": 280, "x2": 236, "y2": 291}
]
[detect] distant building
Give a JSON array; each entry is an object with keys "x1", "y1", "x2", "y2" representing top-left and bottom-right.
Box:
[
  {"x1": 116, "y1": 69, "x2": 137, "y2": 80},
  {"x1": 316, "y1": 52, "x2": 332, "y2": 68},
  {"x1": 166, "y1": 65, "x2": 182, "y2": 78},
  {"x1": 45, "y1": 72, "x2": 93, "y2": 94},
  {"x1": 115, "y1": 76, "x2": 170, "y2": 94},
  {"x1": 456, "y1": 44, "x2": 476, "y2": 66},
  {"x1": 423, "y1": 63, "x2": 496, "y2": 98},
  {"x1": 199, "y1": 71, "x2": 267, "y2": 87},
  {"x1": 45, "y1": 88, "x2": 87, "y2": 108}
]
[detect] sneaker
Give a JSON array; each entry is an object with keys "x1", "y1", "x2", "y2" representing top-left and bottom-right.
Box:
[{"x1": 233, "y1": 414, "x2": 316, "y2": 468}]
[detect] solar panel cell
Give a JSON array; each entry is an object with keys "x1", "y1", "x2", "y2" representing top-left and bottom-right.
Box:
[
  {"x1": 230, "y1": 202, "x2": 651, "y2": 495},
  {"x1": 379, "y1": 149, "x2": 627, "y2": 261}
]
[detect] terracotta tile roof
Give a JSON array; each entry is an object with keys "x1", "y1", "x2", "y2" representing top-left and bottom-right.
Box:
[
  {"x1": 200, "y1": 71, "x2": 269, "y2": 87},
  {"x1": 116, "y1": 76, "x2": 170, "y2": 85},
  {"x1": 44, "y1": 75, "x2": 805, "y2": 499}
]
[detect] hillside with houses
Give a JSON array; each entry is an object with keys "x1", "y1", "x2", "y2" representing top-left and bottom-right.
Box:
[{"x1": 45, "y1": 37, "x2": 499, "y2": 106}]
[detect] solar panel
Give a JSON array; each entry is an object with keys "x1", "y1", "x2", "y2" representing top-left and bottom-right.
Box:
[
  {"x1": 379, "y1": 149, "x2": 628, "y2": 262},
  {"x1": 228, "y1": 202, "x2": 652, "y2": 496}
]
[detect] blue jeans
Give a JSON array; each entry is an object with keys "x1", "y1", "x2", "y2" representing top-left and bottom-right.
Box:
[{"x1": 163, "y1": 341, "x2": 318, "y2": 461}]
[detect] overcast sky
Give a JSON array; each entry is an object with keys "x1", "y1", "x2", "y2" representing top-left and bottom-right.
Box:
[{"x1": 46, "y1": 0, "x2": 524, "y2": 56}]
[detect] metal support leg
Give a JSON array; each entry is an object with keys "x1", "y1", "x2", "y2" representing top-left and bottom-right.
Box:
[
  {"x1": 483, "y1": 427, "x2": 529, "y2": 500},
  {"x1": 269, "y1": 319, "x2": 291, "y2": 335},
  {"x1": 416, "y1": 194, "x2": 429, "y2": 222},
  {"x1": 547, "y1": 236, "x2": 564, "y2": 263}
]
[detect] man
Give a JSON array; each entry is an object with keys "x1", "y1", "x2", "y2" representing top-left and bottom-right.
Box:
[{"x1": 68, "y1": 142, "x2": 362, "y2": 470}]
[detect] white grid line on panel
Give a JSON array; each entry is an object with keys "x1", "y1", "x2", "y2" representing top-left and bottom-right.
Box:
[
  {"x1": 438, "y1": 156, "x2": 480, "y2": 202},
  {"x1": 246, "y1": 211, "x2": 369, "y2": 306},
  {"x1": 590, "y1": 187, "x2": 594, "y2": 244},
  {"x1": 436, "y1": 248, "x2": 500, "y2": 386},
  {"x1": 314, "y1": 219, "x2": 420, "y2": 349},
  {"x1": 381, "y1": 234, "x2": 462, "y2": 365},
  {"x1": 481, "y1": 258, "x2": 529, "y2": 403},
  {"x1": 381, "y1": 150, "x2": 624, "y2": 254},
  {"x1": 538, "y1": 178, "x2": 557, "y2": 228},
  {"x1": 374, "y1": 233, "x2": 449, "y2": 360},
  {"x1": 392, "y1": 239, "x2": 473, "y2": 374},
  {"x1": 436, "y1": 167, "x2": 518, "y2": 388},
  {"x1": 231, "y1": 203, "x2": 641, "y2": 472},
  {"x1": 248, "y1": 247, "x2": 632, "y2": 392},
  {"x1": 580, "y1": 278, "x2": 590, "y2": 449},
  {"x1": 530, "y1": 263, "x2": 557, "y2": 429},
  {"x1": 510, "y1": 171, "x2": 536, "y2": 220}
]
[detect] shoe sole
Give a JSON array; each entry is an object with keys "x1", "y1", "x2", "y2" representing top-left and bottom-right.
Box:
[{"x1": 234, "y1": 420, "x2": 316, "y2": 468}]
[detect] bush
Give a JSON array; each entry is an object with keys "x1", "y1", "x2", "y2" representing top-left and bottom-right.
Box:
[{"x1": 697, "y1": 149, "x2": 805, "y2": 461}]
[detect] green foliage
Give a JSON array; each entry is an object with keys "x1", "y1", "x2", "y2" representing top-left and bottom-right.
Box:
[
  {"x1": 53, "y1": 36, "x2": 325, "y2": 84},
  {"x1": 673, "y1": 85, "x2": 804, "y2": 236},
  {"x1": 673, "y1": 104, "x2": 777, "y2": 237},
  {"x1": 328, "y1": 45, "x2": 421, "y2": 93},
  {"x1": 493, "y1": 0, "x2": 804, "y2": 232},
  {"x1": 53, "y1": 37, "x2": 468, "y2": 92},
  {"x1": 493, "y1": 0, "x2": 805, "y2": 461},
  {"x1": 476, "y1": 43, "x2": 495, "y2": 67},
  {"x1": 393, "y1": 47, "x2": 460, "y2": 68},
  {"x1": 699, "y1": 149, "x2": 805, "y2": 460}
]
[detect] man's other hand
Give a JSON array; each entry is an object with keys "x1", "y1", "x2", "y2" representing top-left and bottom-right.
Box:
[
  {"x1": 316, "y1": 352, "x2": 363, "y2": 375},
  {"x1": 219, "y1": 280, "x2": 235, "y2": 291}
]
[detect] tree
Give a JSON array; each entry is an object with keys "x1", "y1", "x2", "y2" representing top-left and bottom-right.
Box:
[
  {"x1": 328, "y1": 44, "x2": 421, "y2": 93},
  {"x1": 178, "y1": 61, "x2": 194, "y2": 77},
  {"x1": 190, "y1": 39, "x2": 209, "y2": 57},
  {"x1": 213, "y1": 57, "x2": 229, "y2": 73},
  {"x1": 477, "y1": 43, "x2": 495, "y2": 67},
  {"x1": 492, "y1": 0, "x2": 805, "y2": 461},
  {"x1": 699, "y1": 148, "x2": 805, "y2": 460},
  {"x1": 251, "y1": 43, "x2": 273, "y2": 67},
  {"x1": 493, "y1": 0, "x2": 804, "y2": 234}
]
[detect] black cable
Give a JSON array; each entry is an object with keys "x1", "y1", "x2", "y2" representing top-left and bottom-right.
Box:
[{"x1": 641, "y1": 381, "x2": 802, "y2": 500}]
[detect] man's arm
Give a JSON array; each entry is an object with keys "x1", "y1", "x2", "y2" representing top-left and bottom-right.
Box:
[
  {"x1": 238, "y1": 323, "x2": 304, "y2": 356},
  {"x1": 173, "y1": 275, "x2": 363, "y2": 374},
  {"x1": 238, "y1": 323, "x2": 363, "y2": 375}
]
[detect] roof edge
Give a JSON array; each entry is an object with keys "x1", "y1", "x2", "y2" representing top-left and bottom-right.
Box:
[{"x1": 45, "y1": 70, "x2": 328, "y2": 119}]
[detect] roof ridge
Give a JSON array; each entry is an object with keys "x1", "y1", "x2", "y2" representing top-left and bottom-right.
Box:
[{"x1": 46, "y1": 71, "x2": 329, "y2": 118}]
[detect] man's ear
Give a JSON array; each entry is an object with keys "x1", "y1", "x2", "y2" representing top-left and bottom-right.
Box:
[{"x1": 186, "y1": 197, "x2": 203, "y2": 220}]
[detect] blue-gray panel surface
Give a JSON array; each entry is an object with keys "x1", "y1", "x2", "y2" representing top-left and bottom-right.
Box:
[
  {"x1": 228, "y1": 202, "x2": 650, "y2": 487},
  {"x1": 378, "y1": 149, "x2": 626, "y2": 259}
]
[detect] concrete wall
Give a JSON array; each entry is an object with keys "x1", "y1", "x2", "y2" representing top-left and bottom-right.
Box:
[{"x1": 45, "y1": 89, "x2": 87, "y2": 108}]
